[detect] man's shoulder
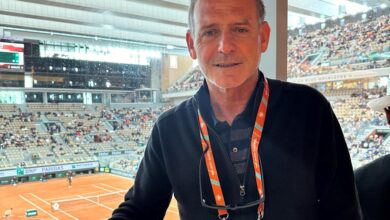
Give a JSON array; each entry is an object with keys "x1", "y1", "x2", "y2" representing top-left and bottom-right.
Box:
[
  {"x1": 269, "y1": 78, "x2": 323, "y2": 95},
  {"x1": 268, "y1": 78, "x2": 329, "y2": 105},
  {"x1": 355, "y1": 154, "x2": 390, "y2": 178}
]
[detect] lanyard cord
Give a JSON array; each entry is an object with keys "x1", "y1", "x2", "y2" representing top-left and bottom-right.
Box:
[{"x1": 198, "y1": 78, "x2": 270, "y2": 220}]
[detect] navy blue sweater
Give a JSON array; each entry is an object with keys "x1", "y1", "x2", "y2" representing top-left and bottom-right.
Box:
[{"x1": 110, "y1": 74, "x2": 362, "y2": 220}]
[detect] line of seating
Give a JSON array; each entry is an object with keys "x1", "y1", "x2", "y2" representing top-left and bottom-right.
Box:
[
  {"x1": 0, "y1": 89, "x2": 388, "y2": 171},
  {"x1": 0, "y1": 104, "x2": 170, "y2": 171}
]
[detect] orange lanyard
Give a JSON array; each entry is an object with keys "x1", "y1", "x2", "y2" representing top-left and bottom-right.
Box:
[{"x1": 198, "y1": 77, "x2": 269, "y2": 220}]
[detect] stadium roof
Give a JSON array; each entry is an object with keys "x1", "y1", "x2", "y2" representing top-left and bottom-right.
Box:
[{"x1": 0, "y1": 0, "x2": 388, "y2": 53}]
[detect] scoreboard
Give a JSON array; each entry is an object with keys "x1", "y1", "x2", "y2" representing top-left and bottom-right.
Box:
[
  {"x1": 0, "y1": 42, "x2": 24, "y2": 71},
  {"x1": 0, "y1": 51, "x2": 21, "y2": 64}
]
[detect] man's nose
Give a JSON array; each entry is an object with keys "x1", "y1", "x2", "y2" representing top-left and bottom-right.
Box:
[{"x1": 217, "y1": 31, "x2": 235, "y2": 54}]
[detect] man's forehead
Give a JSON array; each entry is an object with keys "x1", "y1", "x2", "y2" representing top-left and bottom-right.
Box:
[
  {"x1": 194, "y1": 0, "x2": 254, "y2": 14},
  {"x1": 193, "y1": 0, "x2": 258, "y2": 25},
  {"x1": 197, "y1": 19, "x2": 251, "y2": 29}
]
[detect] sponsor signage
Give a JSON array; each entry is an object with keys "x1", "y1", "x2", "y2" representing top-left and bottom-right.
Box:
[{"x1": 0, "y1": 161, "x2": 99, "y2": 178}]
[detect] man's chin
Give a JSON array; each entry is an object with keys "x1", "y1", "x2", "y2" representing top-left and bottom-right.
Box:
[{"x1": 207, "y1": 79, "x2": 243, "y2": 90}]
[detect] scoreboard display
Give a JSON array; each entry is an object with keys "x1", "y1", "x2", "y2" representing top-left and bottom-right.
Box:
[{"x1": 0, "y1": 42, "x2": 24, "y2": 71}]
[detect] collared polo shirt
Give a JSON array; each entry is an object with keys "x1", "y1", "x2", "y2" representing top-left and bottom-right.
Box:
[{"x1": 210, "y1": 76, "x2": 264, "y2": 181}]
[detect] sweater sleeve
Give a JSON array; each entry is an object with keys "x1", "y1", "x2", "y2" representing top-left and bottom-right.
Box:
[
  {"x1": 316, "y1": 102, "x2": 363, "y2": 220},
  {"x1": 109, "y1": 123, "x2": 173, "y2": 220}
]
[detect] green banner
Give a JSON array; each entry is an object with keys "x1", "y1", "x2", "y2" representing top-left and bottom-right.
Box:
[
  {"x1": 25, "y1": 209, "x2": 38, "y2": 217},
  {"x1": 16, "y1": 167, "x2": 25, "y2": 176}
]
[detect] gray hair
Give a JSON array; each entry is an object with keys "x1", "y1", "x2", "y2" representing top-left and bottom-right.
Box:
[{"x1": 187, "y1": 0, "x2": 266, "y2": 35}]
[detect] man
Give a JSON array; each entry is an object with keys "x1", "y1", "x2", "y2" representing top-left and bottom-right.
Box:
[
  {"x1": 355, "y1": 154, "x2": 390, "y2": 220},
  {"x1": 111, "y1": 0, "x2": 362, "y2": 219},
  {"x1": 355, "y1": 95, "x2": 390, "y2": 220},
  {"x1": 367, "y1": 95, "x2": 390, "y2": 125}
]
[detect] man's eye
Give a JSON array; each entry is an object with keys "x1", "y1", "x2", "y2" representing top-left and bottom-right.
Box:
[
  {"x1": 202, "y1": 29, "x2": 217, "y2": 37},
  {"x1": 235, "y1": 28, "x2": 248, "y2": 33}
]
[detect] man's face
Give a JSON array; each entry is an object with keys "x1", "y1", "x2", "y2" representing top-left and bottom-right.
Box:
[{"x1": 186, "y1": 0, "x2": 270, "y2": 89}]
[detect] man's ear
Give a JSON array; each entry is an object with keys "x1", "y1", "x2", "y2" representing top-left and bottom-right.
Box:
[
  {"x1": 186, "y1": 31, "x2": 197, "y2": 59},
  {"x1": 259, "y1": 21, "x2": 271, "y2": 52}
]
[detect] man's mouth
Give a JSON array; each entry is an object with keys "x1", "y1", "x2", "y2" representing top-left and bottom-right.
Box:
[{"x1": 214, "y1": 63, "x2": 241, "y2": 68}]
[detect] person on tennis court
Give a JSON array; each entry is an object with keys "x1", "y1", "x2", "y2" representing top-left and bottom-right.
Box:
[
  {"x1": 110, "y1": 0, "x2": 362, "y2": 219},
  {"x1": 2, "y1": 208, "x2": 12, "y2": 219},
  {"x1": 67, "y1": 170, "x2": 73, "y2": 188}
]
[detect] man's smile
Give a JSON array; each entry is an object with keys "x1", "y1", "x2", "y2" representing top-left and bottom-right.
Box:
[{"x1": 214, "y1": 63, "x2": 241, "y2": 68}]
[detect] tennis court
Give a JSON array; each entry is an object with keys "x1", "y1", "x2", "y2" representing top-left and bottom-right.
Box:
[{"x1": 0, "y1": 173, "x2": 179, "y2": 220}]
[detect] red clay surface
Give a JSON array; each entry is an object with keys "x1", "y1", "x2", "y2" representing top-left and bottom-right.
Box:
[{"x1": 0, "y1": 173, "x2": 179, "y2": 220}]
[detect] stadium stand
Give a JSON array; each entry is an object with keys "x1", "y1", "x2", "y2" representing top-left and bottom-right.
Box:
[
  {"x1": 288, "y1": 10, "x2": 390, "y2": 78},
  {"x1": 0, "y1": 103, "x2": 170, "y2": 175},
  {"x1": 326, "y1": 87, "x2": 390, "y2": 167},
  {"x1": 163, "y1": 8, "x2": 389, "y2": 94},
  {"x1": 1, "y1": 86, "x2": 387, "y2": 171},
  {"x1": 167, "y1": 67, "x2": 204, "y2": 92}
]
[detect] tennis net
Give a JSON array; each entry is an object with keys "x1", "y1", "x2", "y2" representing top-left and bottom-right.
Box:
[{"x1": 50, "y1": 190, "x2": 126, "y2": 212}]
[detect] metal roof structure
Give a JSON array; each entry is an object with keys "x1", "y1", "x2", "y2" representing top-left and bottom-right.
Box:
[{"x1": 0, "y1": 0, "x2": 387, "y2": 52}]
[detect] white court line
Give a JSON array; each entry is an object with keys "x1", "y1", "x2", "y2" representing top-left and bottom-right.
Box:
[
  {"x1": 92, "y1": 185, "x2": 126, "y2": 196},
  {"x1": 77, "y1": 195, "x2": 114, "y2": 211},
  {"x1": 167, "y1": 208, "x2": 179, "y2": 214},
  {"x1": 29, "y1": 193, "x2": 51, "y2": 205},
  {"x1": 19, "y1": 194, "x2": 59, "y2": 220},
  {"x1": 45, "y1": 191, "x2": 102, "y2": 201},
  {"x1": 98, "y1": 183, "x2": 124, "y2": 191},
  {"x1": 168, "y1": 203, "x2": 178, "y2": 209},
  {"x1": 101, "y1": 178, "x2": 179, "y2": 214},
  {"x1": 93, "y1": 185, "x2": 118, "y2": 193},
  {"x1": 97, "y1": 184, "x2": 178, "y2": 213},
  {"x1": 29, "y1": 193, "x2": 79, "y2": 220},
  {"x1": 109, "y1": 173, "x2": 135, "y2": 182}
]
